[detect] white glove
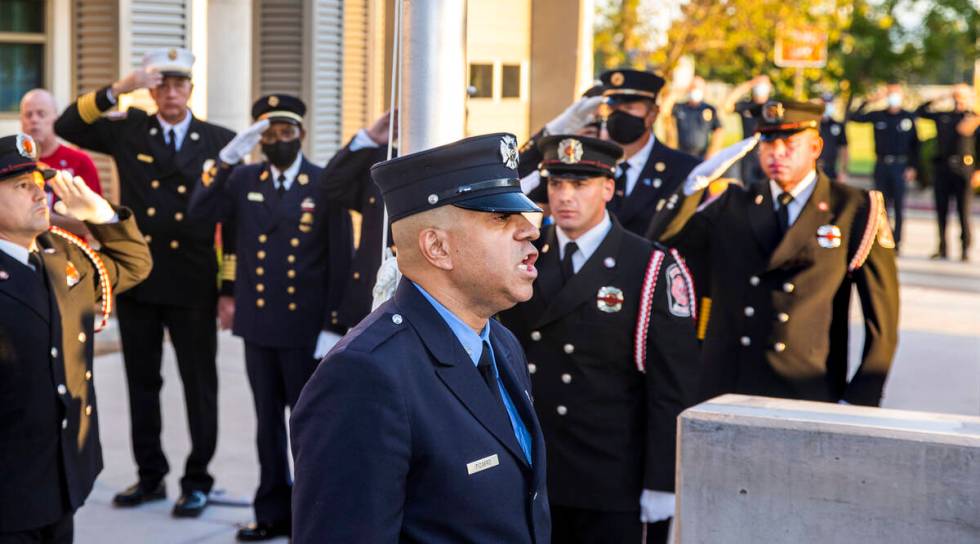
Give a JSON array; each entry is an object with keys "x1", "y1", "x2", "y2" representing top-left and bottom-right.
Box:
[
  {"x1": 544, "y1": 96, "x2": 602, "y2": 135},
  {"x1": 640, "y1": 490, "x2": 675, "y2": 523},
  {"x1": 683, "y1": 134, "x2": 760, "y2": 196},
  {"x1": 313, "y1": 330, "x2": 343, "y2": 360},
  {"x1": 371, "y1": 248, "x2": 400, "y2": 311},
  {"x1": 50, "y1": 170, "x2": 116, "y2": 224},
  {"x1": 219, "y1": 119, "x2": 270, "y2": 164}
]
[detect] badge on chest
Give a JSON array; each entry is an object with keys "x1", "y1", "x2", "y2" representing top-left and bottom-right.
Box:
[
  {"x1": 299, "y1": 197, "x2": 315, "y2": 232},
  {"x1": 816, "y1": 224, "x2": 842, "y2": 249},
  {"x1": 597, "y1": 286, "x2": 624, "y2": 313}
]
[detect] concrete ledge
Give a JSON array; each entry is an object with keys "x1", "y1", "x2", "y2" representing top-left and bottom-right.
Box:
[{"x1": 677, "y1": 395, "x2": 980, "y2": 543}]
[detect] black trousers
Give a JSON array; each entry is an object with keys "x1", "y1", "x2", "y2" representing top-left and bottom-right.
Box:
[
  {"x1": 0, "y1": 515, "x2": 72, "y2": 544},
  {"x1": 551, "y1": 505, "x2": 670, "y2": 544},
  {"x1": 933, "y1": 162, "x2": 973, "y2": 252},
  {"x1": 116, "y1": 295, "x2": 218, "y2": 494},
  {"x1": 873, "y1": 161, "x2": 908, "y2": 246},
  {"x1": 244, "y1": 342, "x2": 319, "y2": 524}
]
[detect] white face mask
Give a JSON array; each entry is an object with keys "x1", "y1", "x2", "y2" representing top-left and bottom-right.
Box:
[
  {"x1": 752, "y1": 84, "x2": 771, "y2": 98},
  {"x1": 689, "y1": 89, "x2": 704, "y2": 103},
  {"x1": 824, "y1": 103, "x2": 835, "y2": 117},
  {"x1": 886, "y1": 93, "x2": 902, "y2": 108}
]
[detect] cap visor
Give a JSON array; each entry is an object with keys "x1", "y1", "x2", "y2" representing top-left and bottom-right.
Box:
[
  {"x1": 453, "y1": 190, "x2": 542, "y2": 214},
  {"x1": 757, "y1": 129, "x2": 806, "y2": 142}
]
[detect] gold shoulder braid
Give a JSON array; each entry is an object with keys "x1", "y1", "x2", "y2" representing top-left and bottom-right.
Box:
[{"x1": 48, "y1": 226, "x2": 113, "y2": 331}]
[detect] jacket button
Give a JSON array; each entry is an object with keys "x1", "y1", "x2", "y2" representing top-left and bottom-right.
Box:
[
  {"x1": 85, "y1": 370, "x2": 92, "y2": 380},
  {"x1": 150, "y1": 180, "x2": 160, "y2": 189},
  {"x1": 556, "y1": 405, "x2": 568, "y2": 416},
  {"x1": 561, "y1": 373, "x2": 572, "y2": 384},
  {"x1": 391, "y1": 314, "x2": 403, "y2": 324},
  {"x1": 783, "y1": 282, "x2": 795, "y2": 293},
  {"x1": 774, "y1": 342, "x2": 786, "y2": 353},
  {"x1": 258, "y1": 234, "x2": 268, "y2": 243},
  {"x1": 257, "y1": 250, "x2": 266, "y2": 260},
  {"x1": 169, "y1": 240, "x2": 179, "y2": 249},
  {"x1": 744, "y1": 306, "x2": 755, "y2": 317},
  {"x1": 287, "y1": 286, "x2": 295, "y2": 294},
  {"x1": 353, "y1": 271, "x2": 361, "y2": 280},
  {"x1": 85, "y1": 405, "x2": 93, "y2": 416},
  {"x1": 174, "y1": 212, "x2": 184, "y2": 222},
  {"x1": 777, "y1": 313, "x2": 790, "y2": 323},
  {"x1": 57, "y1": 384, "x2": 67, "y2": 395},
  {"x1": 256, "y1": 283, "x2": 265, "y2": 293},
  {"x1": 740, "y1": 336, "x2": 751, "y2": 347},
  {"x1": 61, "y1": 419, "x2": 68, "y2": 430},
  {"x1": 51, "y1": 347, "x2": 58, "y2": 358},
  {"x1": 146, "y1": 207, "x2": 156, "y2": 216},
  {"x1": 563, "y1": 344, "x2": 574, "y2": 354},
  {"x1": 749, "y1": 276, "x2": 760, "y2": 286},
  {"x1": 287, "y1": 255, "x2": 296, "y2": 263},
  {"x1": 528, "y1": 363, "x2": 537, "y2": 374},
  {"x1": 532, "y1": 492, "x2": 538, "y2": 501},
  {"x1": 144, "y1": 234, "x2": 152, "y2": 243},
  {"x1": 78, "y1": 332, "x2": 86, "y2": 343},
  {"x1": 290, "y1": 238, "x2": 300, "y2": 247},
  {"x1": 530, "y1": 331, "x2": 541, "y2": 341},
  {"x1": 368, "y1": 196, "x2": 376, "y2": 205},
  {"x1": 177, "y1": 185, "x2": 187, "y2": 194},
  {"x1": 287, "y1": 270, "x2": 296, "y2": 279},
  {"x1": 256, "y1": 267, "x2": 265, "y2": 276},
  {"x1": 256, "y1": 298, "x2": 265, "y2": 308},
  {"x1": 288, "y1": 302, "x2": 297, "y2": 311}
]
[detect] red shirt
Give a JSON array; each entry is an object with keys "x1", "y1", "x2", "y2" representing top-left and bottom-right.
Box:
[{"x1": 39, "y1": 143, "x2": 102, "y2": 195}]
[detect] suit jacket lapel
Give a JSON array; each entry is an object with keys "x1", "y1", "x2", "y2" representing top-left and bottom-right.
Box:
[
  {"x1": 768, "y1": 174, "x2": 833, "y2": 270},
  {"x1": 534, "y1": 228, "x2": 562, "y2": 302},
  {"x1": 270, "y1": 159, "x2": 313, "y2": 229},
  {"x1": 174, "y1": 117, "x2": 202, "y2": 174},
  {"x1": 746, "y1": 181, "x2": 781, "y2": 255},
  {"x1": 617, "y1": 148, "x2": 659, "y2": 225},
  {"x1": 533, "y1": 220, "x2": 624, "y2": 329},
  {"x1": 393, "y1": 282, "x2": 530, "y2": 469},
  {"x1": 254, "y1": 164, "x2": 279, "y2": 227},
  {"x1": 0, "y1": 251, "x2": 49, "y2": 323}
]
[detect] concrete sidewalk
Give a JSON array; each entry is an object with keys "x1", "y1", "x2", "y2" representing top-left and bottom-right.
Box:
[{"x1": 74, "y1": 215, "x2": 979, "y2": 543}]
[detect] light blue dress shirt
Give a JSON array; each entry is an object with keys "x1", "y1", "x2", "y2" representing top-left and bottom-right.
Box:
[{"x1": 413, "y1": 282, "x2": 533, "y2": 464}]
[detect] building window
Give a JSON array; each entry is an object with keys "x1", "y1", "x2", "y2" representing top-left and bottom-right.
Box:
[
  {"x1": 501, "y1": 64, "x2": 521, "y2": 99},
  {"x1": 0, "y1": 0, "x2": 46, "y2": 113},
  {"x1": 469, "y1": 63, "x2": 493, "y2": 98}
]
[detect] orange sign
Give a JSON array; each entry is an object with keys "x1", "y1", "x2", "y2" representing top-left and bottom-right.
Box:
[{"x1": 775, "y1": 26, "x2": 828, "y2": 68}]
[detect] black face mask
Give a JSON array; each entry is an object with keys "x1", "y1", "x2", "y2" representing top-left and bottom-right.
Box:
[
  {"x1": 605, "y1": 110, "x2": 648, "y2": 145},
  {"x1": 262, "y1": 139, "x2": 302, "y2": 168}
]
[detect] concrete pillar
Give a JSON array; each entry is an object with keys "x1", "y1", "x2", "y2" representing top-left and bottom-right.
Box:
[
  {"x1": 204, "y1": 0, "x2": 252, "y2": 131},
  {"x1": 677, "y1": 395, "x2": 980, "y2": 543},
  {"x1": 400, "y1": 0, "x2": 467, "y2": 153},
  {"x1": 528, "y1": 0, "x2": 594, "y2": 132}
]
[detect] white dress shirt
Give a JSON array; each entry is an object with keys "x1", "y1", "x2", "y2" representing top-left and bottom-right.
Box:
[
  {"x1": 769, "y1": 169, "x2": 817, "y2": 227},
  {"x1": 555, "y1": 211, "x2": 613, "y2": 274},
  {"x1": 616, "y1": 134, "x2": 656, "y2": 197},
  {"x1": 270, "y1": 153, "x2": 304, "y2": 192},
  {"x1": 156, "y1": 112, "x2": 193, "y2": 151}
]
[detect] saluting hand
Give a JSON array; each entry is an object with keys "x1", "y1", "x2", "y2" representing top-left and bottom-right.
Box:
[
  {"x1": 50, "y1": 170, "x2": 116, "y2": 224},
  {"x1": 545, "y1": 96, "x2": 603, "y2": 135},
  {"x1": 112, "y1": 68, "x2": 164, "y2": 96},
  {"x1": 366, "y1": 110, "x2": 397, "y2": 145},
  {"x1": 219, "y1": 119, "x2": 270, "y2": 165}
]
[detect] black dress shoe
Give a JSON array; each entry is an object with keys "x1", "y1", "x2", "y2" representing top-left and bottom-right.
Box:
[
  {"x1": 236, "y1": 521, "x2": 291, "y2": 541},
  {"x1": 113, "y1": 482, "x2": 166, "y2": 507},
  {"x1": 172, "y1": 490, "x2": 209, "y2": 518}
]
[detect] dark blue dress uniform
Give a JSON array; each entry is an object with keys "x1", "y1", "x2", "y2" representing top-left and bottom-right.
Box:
[
  {"x1": 319, "y1": 134, "x2": 390, "y2": 327},
  {"x1": 915, "y1": 101, "x2": 977, "y2": 258},
  {"x1": 54, "y1": 76, "x2": 233, "y2": 499},
  {"x1": 291, "y1": 133, "x2": 550, "y2": 543},
  {"x1": 818, "y1": 116, "x2": 848, "y2": 180},
  {"x1": 848, "y1": 101, "x2": 920, "y2": 248},
  {"x1": 188, "y1": 94, "x2": 352, "y2": 532},
  {"x1": 648, "y1": 101, "x2": 900, "y2": 406},
  {"x1": 499, "y1": 135, "x2": 700, "y2": 544},
  {"x1": 598, "y1": 69, "x2": 701, "y2": 237},
  {"x1": 672, "y1": 101, "x2": 722, "y2": 158},
  {"x1": 0, "y1": 137, "x2": 152, "y2": 541}
]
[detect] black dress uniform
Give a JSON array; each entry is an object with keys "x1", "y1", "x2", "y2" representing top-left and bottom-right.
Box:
[
  {"x1": 915, "y1": 101, "x2": 977, "y2": 259},
  {"x1": 848, "y1": 101, "x2": 920, "y2": 248},
  {"x1": 648, "y1": 101, "x2": 900, "y2": 406},
  {"x1": 598, "y1": 69, "x2": 701, "y2": 237},
  {"x1": 291, "y1": 134, "x2": 550, "y2": 543},
  {"x1": 319, "y1": 134, "x2": 390, "y2": 327},
  {"x1": 54, "y1": 73, "x2": 234, "y2": 500},
  {"x1": 189, "y1": 95, "x2": 351, "y2": 536},
  {"x1": 672, "y1": 101, "x2": 722, "y2": 158},
  {"x1": 499, "y1": 135, "x2": 700, "y2": 544},
  {"x1": 0, "y1": 137, "x2": 152, "y2": 542},
  {"x1": 818, "y1": 115, "x2": 848, "y2": 180}
]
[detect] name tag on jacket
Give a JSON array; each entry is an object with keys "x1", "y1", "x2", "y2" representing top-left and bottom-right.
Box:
[
  {"x1": 466, "y1": 454, "x2": 499, "y2": 475},
  {"x1": 247, "y1": 192, "x2": 265, "y2": 202}
]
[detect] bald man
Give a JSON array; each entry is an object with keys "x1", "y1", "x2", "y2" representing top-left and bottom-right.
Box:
[{"x1": 20, "y1": 90, "x2": 101, "y2": 196}]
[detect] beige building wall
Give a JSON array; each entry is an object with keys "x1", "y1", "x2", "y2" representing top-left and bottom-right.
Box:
[{"x1": 529, "y1": 0, "x2": 595, "y2": 132}]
